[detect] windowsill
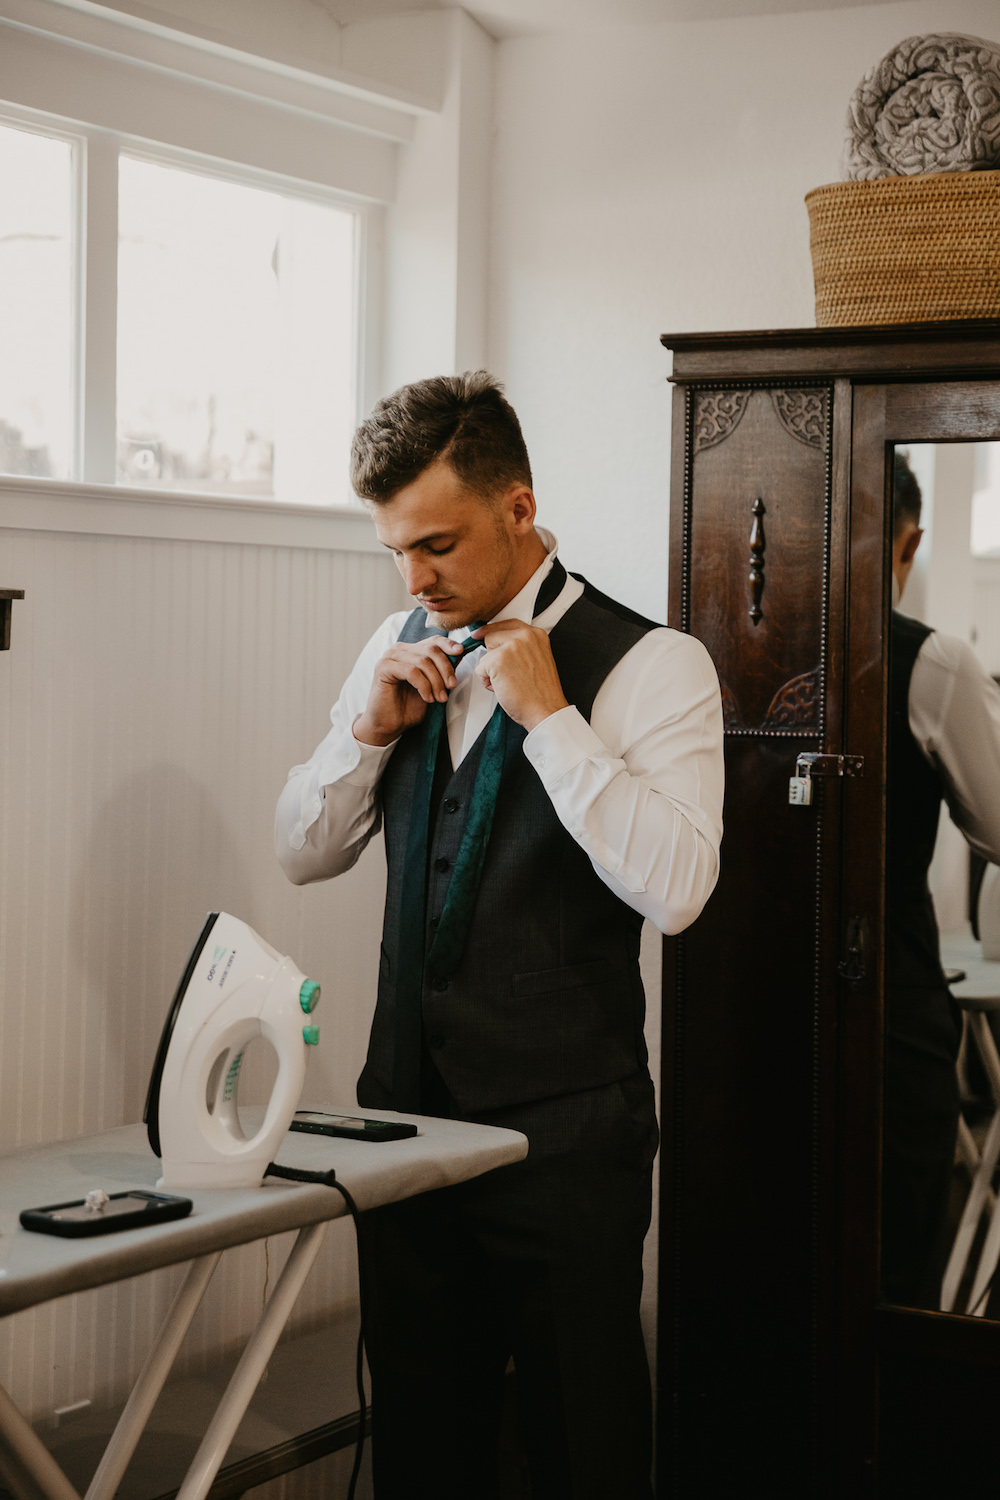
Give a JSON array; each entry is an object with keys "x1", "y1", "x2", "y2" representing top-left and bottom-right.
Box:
[{"x1": 0, "y1": 473, "x2": 384, "y2": 553}]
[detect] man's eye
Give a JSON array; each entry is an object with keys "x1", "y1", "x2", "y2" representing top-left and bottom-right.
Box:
[{"x1": 427, "y1": 545, "x2": 453, "y2": 556}]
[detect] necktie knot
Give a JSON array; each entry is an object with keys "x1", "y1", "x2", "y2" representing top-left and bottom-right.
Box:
[{"x1": 445, "y1": 625, "x2": 486, "y2": 659}]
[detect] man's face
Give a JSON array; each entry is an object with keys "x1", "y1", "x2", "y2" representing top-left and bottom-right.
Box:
[
  {"x1": 371, "y1": 460, "x2": 520, "y2": 630},
  {"x1": 892, "y1": 520, "x2": 924, "y2": 601}
]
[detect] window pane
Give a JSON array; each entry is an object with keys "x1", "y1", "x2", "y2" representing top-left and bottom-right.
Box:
[
  {"x1": 117, "y1": 157, "x2": 356, "y2": 504},
  {"x1": 0, "y1": 123, "x2": 75, "y2": 480},
  {"x1": 971, "y1": 443, "x2": 1000, "y2": 557}
]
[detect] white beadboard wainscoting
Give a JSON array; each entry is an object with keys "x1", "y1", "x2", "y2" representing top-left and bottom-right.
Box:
[{"x1": 0, "y1": 488, "x2": 405, "y2": 1436}]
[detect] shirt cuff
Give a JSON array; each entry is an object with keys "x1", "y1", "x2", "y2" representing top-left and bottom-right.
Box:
[
  {"x1": 522, "y1": 705, "x2": 607, "y2": 789},
  {"x1": 340, "y1": 732, "x2": 399, "y2": 785},
  {"x1": 288, "y1": 733, "x2": 397, "y2": 849}
]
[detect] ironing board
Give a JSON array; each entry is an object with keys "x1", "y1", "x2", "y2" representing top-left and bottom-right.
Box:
[
  {"x1": 939, "y1": 934, "x2": 1000, "y2": 1316},
  {"x1": 0, "y1": 1109, "x2": 527, "y2": 1500}
]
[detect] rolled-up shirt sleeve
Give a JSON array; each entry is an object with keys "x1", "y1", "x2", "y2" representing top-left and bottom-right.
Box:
[
  {"x1": 275, "y1": 611, "x2": 410, "y2": 885},
  {"x1": 521, "y1": 628, "x2": 724, "y2": 934}
]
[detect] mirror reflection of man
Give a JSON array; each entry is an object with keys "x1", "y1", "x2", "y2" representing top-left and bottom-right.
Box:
[
  {"x1": 276, "y1": 373, "x2": 724, "y2": 1498},
  {"x1": 886, "y1": 452, "x2": 1000, "y2": 1308}
]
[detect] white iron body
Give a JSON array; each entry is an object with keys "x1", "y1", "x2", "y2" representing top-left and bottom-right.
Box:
[{"x1": 157, "y1": 914, "x2": 318, "y2": 1189}]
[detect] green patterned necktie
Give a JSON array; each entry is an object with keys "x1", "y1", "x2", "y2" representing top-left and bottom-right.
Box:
[
  {"x1": 391, "y1": 563, "x2": 567, "y2": 1109},
  {"x1": 392, "y1": 627, "x2": 506, "y2": 1109}
]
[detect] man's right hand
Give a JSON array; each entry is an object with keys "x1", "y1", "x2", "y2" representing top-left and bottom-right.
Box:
[{"x1": 352, "y1": 638, "x2": 459, "y2": 747}]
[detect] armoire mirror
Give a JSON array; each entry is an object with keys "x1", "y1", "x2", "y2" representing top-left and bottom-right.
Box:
[{"x1": 885, "y1": 439, "x2": 1000, "y2": 1320}]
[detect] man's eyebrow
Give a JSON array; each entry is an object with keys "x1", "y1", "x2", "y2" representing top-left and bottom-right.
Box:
[{"x1": 379, "y1": 532, "x2": 455, "y2": 550}]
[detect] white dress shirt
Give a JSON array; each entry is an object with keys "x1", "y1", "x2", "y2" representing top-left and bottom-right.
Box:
[
  {"x1": 275, "y1": 530, "x2": 725, "y2": 935},
  {"x1": 908, "y1": 625, "x2": 1000, "y2": 862}
]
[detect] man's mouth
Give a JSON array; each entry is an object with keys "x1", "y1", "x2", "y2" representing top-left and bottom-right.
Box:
[{"x1": 420, "y1": 597, "x2": 453, "y2": 610}]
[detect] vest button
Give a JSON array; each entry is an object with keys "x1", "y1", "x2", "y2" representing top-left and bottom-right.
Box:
[
  {"x1": 434, "y1": 856, "x2": 451, "y2": 873},
  {"x1": 431, "y1": 976, "x2": 449, "y2": 993},
  {"x1": 443, "y1": 797, "x2": 460, "y2": 813}
]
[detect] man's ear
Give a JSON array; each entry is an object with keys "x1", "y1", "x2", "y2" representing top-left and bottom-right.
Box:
[
  {"x1": 504, "y1": 483, "x2": 537, "y2": 534},
  {"x1": 901, "y1": 527, "x2": 924, "y2": 566}
]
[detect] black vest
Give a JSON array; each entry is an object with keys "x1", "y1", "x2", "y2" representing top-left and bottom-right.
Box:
[
  {"x1": 887, "y1": 610, "x2": 947, "y2": 990},
  {"x1": 357, "y1": 580, "x2": 658, "y2": 1115}
]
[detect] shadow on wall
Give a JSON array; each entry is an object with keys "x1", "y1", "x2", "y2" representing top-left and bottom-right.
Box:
[{"x1": 70, "y1": 762, "x2": 254, "y2": 1129}]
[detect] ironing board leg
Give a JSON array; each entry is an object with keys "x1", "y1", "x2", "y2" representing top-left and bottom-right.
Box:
[
  {"x1": 967, "y1": 1185, "x2": 1000, "y2": 1317},
  {"x1": 85, "y1": 1251, "x2": 222, "y2": 1500},
  {"x1": 957, "y1": 1113, "x2": 981, "y2": 1175},
  {"x1": 940, "y1": 1109, "x2": 1000, "y2": 1310},
  {"x1": 956, "y1": 1114, "x2": 997, "y2": 1216},
  {"x1": 0, "y1": 1379, "x2": 83, "y2": 1500},
  {"x1": 957, "y1": 1013, "x2": 1000, "y2": 1316},
  {"x1": 175, "y1": 1221, "x2": 329, "y2": 1500}
]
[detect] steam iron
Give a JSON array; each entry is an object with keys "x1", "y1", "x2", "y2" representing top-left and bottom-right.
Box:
[{"x1": 144, "y1": 912, "x2": 321, "y2": 1189}]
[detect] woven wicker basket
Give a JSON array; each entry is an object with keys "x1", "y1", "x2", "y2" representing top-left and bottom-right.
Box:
[{"x1": 805, "y1": 170, "x2": 1000, "y2": 326}]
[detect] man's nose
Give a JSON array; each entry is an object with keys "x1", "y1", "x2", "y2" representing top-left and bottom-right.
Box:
[{"x1": 401, "y1": 555, "x2": 436, "y2": 597}]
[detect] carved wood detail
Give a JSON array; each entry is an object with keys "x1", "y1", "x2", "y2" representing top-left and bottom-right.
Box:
[
  {"x1": 771, "y1": 389, "x2": 829, "y2": 450},
  {"x1": 748, "y1": 499, "x2": 765, "y2": 624},
  {"x1": 720, "y1": 681, "x2": 742, "y2": 731},
  {"x1": 762, "y1": 668, "x2": 820, "y2": 730},
  {"x1": 692, "y1": 390, "x2": 750, "y2": 452}
]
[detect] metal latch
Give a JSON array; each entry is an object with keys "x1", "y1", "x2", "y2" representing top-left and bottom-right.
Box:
[
  {"x1": 788, "y1": 752, "x2": 864, "y2": 806},
  {"x1": 838, "y1": 914, "x2": 869, "y2": 990}
]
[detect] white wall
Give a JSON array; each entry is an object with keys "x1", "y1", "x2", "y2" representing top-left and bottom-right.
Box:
[
  {"x1": 0, "y1": 507, "x2": 404, "y2": 1425},
  {"x1": 381, "y1": 9, "x2": 496, "y2": 388},
  {"x1": 489, "y1": 0, "x2": 1000, "y2": 622}
]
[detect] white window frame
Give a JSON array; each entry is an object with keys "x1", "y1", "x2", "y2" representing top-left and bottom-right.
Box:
[
  {"x1": 0, "y1": 101, "x2": 88, "y2": 479},
  {"x1": 0, "y1": 3, "x2": 417, "y2": 551},
  {"x1": 0, "y1": 99, "x2": 373, "y2": 499}
]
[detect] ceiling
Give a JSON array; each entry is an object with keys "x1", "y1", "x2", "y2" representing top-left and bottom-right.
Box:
[{"x1": 325, "y1": 0, "x2": 911, "y2": 41}]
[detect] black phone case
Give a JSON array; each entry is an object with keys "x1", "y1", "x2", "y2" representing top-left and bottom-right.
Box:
[
  {"x1": 289, "y1": 1115, "x2": 418, "y2": 1142},
  {"x1": 20, "y1": 1190, "x2": 192, "y2": 1238}
]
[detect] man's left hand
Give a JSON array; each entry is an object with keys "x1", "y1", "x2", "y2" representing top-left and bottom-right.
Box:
[{"x1": 472, "y1": 620, "x2": 569, "y2": 732}]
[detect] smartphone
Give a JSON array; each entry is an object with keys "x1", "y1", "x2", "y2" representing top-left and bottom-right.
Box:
[
  {"x1": 289, "y1": 1111, "x2": 418, "y2": 1143},
  {"x1": 20, "y1": 1190, "x2": 192, "y2": 1238}
]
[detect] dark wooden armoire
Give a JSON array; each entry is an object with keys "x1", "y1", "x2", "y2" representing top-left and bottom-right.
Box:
[{"x1": 656, "y1": 321, "x2": 1000, "y2": 1499}]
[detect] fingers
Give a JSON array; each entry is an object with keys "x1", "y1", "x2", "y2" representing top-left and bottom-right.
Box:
[{"x1": 378, "y1": 641, "x2": 458, "y2": 704}]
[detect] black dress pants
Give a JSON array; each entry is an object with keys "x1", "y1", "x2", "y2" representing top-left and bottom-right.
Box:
[
  {"x1": 358, "y1": 1073, "x2": 658, "y2": 1500},
  {"x1": 882, "y1": 984, "x2": 961, "y2": 1309}
]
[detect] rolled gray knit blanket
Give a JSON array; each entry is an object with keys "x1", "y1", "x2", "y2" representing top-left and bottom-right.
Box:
[{"x1": 844, "y1": 32, "x2": 1000, "y2": 180}]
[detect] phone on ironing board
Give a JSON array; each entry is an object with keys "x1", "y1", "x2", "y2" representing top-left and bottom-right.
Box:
[{"x1": 289, "y1": 1111, "x2": 418, "y2": 1143}]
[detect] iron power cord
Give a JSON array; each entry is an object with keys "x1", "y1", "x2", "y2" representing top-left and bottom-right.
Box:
[{"x1": 265, "y1": 1162, "x2": 368, "y2": 1500}]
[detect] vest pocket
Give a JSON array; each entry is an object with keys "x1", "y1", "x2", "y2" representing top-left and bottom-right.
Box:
[{"x1": 511, "y1": 957, "x2": 611, "y2": 998}]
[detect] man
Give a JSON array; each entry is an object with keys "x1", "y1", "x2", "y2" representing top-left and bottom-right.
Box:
[
  {"x1": 885, "y1": 452, "x2": 1000, "y2": 1308},
  {"x1": 276, "y1": 372, "x2": 724, "y2": 1497}
]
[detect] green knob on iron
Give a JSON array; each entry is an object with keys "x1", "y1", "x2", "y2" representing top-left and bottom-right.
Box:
[
  {"x1": 299, "y1": 980, "x2": 320, "y2": 1014},
  {"x1": 302, "y1": 1024, "x2": 320, "y2": 1046}
]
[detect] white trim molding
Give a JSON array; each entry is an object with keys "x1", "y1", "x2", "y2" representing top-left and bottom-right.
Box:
[
  {"x1": 0, "y1": 477, "x2": 386, "y2": 553},
  {"x1": 0, "y1": 0, "x2": 415, "y2": 205},
  {"x1": 1, "y1": 0, "x2": 430, "y2": 138}
]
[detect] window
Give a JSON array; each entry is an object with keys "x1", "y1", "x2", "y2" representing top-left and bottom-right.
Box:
[
  {"x1": 0, "y1": 113, "x2": 360, "y2": 506},
  {"x1": 0, "y1": 120, "x2": 77, "y2": 480},
  {"x1": 971, "y1": 443, "x2": 1000, "y2": 559},
  {"x1": 117, "y1": 157, "x2": 357, "y2": 504}
]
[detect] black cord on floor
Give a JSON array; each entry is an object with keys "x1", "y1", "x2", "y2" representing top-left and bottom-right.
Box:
[{"x1": 265, "y1": 1162, "x2": 368, "y2": 1500}]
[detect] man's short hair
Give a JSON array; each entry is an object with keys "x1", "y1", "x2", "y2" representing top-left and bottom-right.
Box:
[
  {"x1": 893, "y1": 452, "x2": 922, "y2": 537},
  {"x1": 350, "y1": 371, "x2": 532, "y2": 504}
]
